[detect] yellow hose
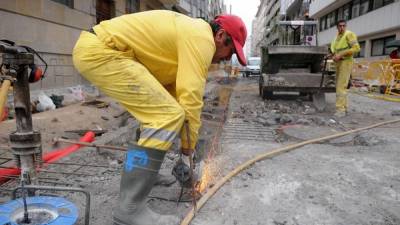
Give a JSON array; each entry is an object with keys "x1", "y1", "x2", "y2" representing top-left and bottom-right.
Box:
[
  {"x1": 0, "y1": 80, "x2": 11, "y2": 119},
  {"x1": 180, "y1": 118, "x2": 400, "y2": 225}
]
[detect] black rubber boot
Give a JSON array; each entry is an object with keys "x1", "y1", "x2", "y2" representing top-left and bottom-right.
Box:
[{"x1": 113, "y1": 144, "x2": 179, "y2": 225}]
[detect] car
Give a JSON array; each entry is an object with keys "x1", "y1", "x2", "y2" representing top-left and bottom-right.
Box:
[{"x1": 242, "y1": 57, "x2": 261, "y2": 77}]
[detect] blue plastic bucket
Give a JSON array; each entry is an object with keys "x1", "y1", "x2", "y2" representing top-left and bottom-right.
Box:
[{"x1": 0, "y1": 196, "x2": 78, "y2": 225}]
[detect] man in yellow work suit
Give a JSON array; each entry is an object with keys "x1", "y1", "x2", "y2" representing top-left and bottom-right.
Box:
[
  {"x1": 72, "y1": 10, "x2": 247, "y2": 225},
  {"x1": 330, "y1": 19, "x2": 360, "y2": 118}
]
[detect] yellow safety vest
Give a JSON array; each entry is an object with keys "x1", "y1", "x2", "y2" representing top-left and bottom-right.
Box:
[{"x1": 330, "y1": 30, "x2": 359, "y2": 61}]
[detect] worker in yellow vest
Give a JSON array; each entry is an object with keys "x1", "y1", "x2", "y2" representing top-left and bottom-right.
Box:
[{"x1": 330, "y1": 19, "x2": 360, "y2": 118}]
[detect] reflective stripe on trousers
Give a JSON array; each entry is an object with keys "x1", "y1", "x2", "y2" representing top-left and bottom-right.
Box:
[
  {"x1": 72, "y1": 31, "x2": 184, "y2": 151},
  {"x1": 335, "y1": 60, "x2": 353, "y2": 112}
]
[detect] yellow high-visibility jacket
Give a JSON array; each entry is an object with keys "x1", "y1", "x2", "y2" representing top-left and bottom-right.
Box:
[
  {"x1": 330, "y1": 30, "x2": 360, "y2": 60},
  {"x1": 92, "y1": 10, "x2": 216, "y2": 149}
]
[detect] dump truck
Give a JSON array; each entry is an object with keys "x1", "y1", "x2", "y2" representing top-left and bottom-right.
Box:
[{"x1": 259, "y1": 20, "x2": 335, "y2": 110}]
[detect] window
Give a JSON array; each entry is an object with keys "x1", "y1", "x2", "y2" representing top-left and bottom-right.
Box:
[
  {"x1": 318, "y1": 0, "x2": 396, "y2": 31},
  {"x1": 319, "y1": 16, "x2": 326, "y2": 31},
  {"x1": 343, "y1": 3, "x2": 351, "y2": 20},
  {"x1": 337, "y1": 7, "x2": 343, "y2": 21},
  {"x1": 383, "y1": 0, "x2": 394, "y2": 5},
  {"x1": 352, "y1": 0, "x2": 360, "y2": 18},
  {"x1": 371, "y1": 39, "x2": 384, "y2": 56},
  {"x1": 333, "y1": 10, "x2": 338, "y2": 27},
  {"x1": 51, "y1": 0, "x2": 73, "y2": 8},
  {"x1": 373, "y1": 0, "x2": 384, "y2": 9},
  {"x1": 326, "y1": 14, "x2": 331, "y2": 29},
  {"x1": 355, "y1": 41, "x2": 365, "y2": 58},
  {"x1": 248, "y1": 58, "x2": 261, "y2": 66},
  {"x1": 371, "y1": 35, "x2": 396, "y2": 56},
  {"x1": 360, "y1": 0, "x2": 369, "y2": 15},
  {"x1": 199, "y1": 9, "x2": 203, "y2": 18},
  {"x1": 384, "y1": 36, "x2": 396, "y2": 55},
  {"x1": 328, "y1": 11, "x2": 336, "y2": 28},
  {"x1": 372, "y1": 0, "x2": 393, "y2": 10},
  {"x1": 126, "y1": 0, "x2": 139, "y2": 13},
  {"x1": 319, "y1": 17, "x2": 323, "y2": 31}
]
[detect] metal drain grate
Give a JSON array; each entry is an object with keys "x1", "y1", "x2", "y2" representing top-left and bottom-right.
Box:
[{"x1": 222, "y1": 119, "x2": 275, "y2": 142}]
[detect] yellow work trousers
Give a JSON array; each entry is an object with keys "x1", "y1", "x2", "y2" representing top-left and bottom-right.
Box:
[
  {"x1": 335, "y1": 60, "x2": 353, "y2": 112},
  {"x1": 72, "y1": 32, "x2": 184, "y2": 151}
]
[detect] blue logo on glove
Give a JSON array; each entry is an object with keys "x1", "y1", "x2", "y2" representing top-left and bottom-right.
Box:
[{"x1": 124, "y1": 150, "x2": 149, "y2": 172}]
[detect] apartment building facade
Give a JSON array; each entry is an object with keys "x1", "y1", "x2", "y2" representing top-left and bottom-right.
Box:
[
  {"x1": 166, "y1": 0, "x2": 208, "y2": 20},
  {"x1": 251, "y1": 0, "x2": 267, "y2": 57},
  {"x1": 0, "y1": 0, "x2": 209, "y2": 91},
  {"x1": 310, "y1": 0, "x2": 400, "y2": 59},
  {"x1": 208, "y1": 0, "x2": 226, "y2": 20},
  {"x1": 251, "y1": 0, "x2": 290, "y2": 57}
]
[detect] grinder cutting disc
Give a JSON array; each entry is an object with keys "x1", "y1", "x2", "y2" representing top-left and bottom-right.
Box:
[{"x1": 172, "y1": 159, "x2": 192, "y2": 188}]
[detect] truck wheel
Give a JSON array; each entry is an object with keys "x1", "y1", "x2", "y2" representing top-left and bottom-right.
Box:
[
  {"x1": 311, "y1": 61, "x2": 322, "y2": 73},
  {"x1": 263, "y1": 91, "x2": 273, "y2": 100}
]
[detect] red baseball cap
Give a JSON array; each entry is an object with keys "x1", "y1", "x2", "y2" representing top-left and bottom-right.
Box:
[{"x1": 214, "y1": 14, "x2": 247, "y2": 66}]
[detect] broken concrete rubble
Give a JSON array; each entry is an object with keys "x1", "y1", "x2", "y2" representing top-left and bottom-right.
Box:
[
  {"x1": 232, "y1": 95, "x2": 339, "y2": 129},
  {"x1": 353, "y1": 132, "x2": 385, "y2": 146}
]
